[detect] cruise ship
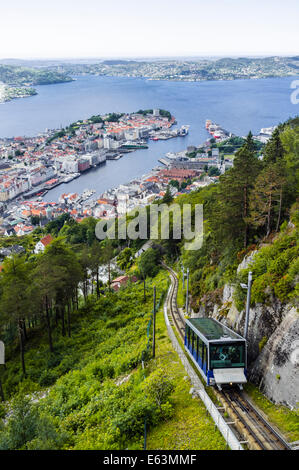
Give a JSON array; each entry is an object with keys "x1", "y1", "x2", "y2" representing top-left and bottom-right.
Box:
[{"x1": 205, "y1": 120, "x2": 230, "y2": 140}]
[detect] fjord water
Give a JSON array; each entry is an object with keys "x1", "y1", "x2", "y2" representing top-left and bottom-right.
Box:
[{"x1": 0, "y1": 75, "x2": 297, "y2": 200}]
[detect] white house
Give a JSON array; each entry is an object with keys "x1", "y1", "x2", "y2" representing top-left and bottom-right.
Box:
[{"x1": 34, "y1": 234, "x2": 53, "y2": 254}]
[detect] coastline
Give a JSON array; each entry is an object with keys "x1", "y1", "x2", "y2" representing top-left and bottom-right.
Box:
[
  {"x1": 0, "y1": 78, "x2": 74, "y2": 103},
  {"x1": 0, "y1": 82, "x2": 37, "y2": 103}
]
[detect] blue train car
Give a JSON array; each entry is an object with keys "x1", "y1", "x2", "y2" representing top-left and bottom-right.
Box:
[{"x1": 184, "y1": 317, "x2": 247, "y2": 390}]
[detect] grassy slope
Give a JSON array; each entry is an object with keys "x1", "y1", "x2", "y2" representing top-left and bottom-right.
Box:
[
  {"x1": 0, "y1": 270, "x2": 226, "y2": 450},
  {"x1": 244, "y1": 384, "x2": 299, "y2": 442},
  {"x1": 146, "y1": 289, "x2": 225, "y2": 450}
]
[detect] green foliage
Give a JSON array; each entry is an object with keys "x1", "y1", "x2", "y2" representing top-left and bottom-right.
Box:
[
  {"x1": 176, "y1": 119, "x2": 298, "y2": 312},
  {"x1": 136, "y1": 109, "x2": 172, "y2": 121},
  {"x1": 161, "y1": 186, "x2": 173, "y2": 204},
  {"x1": 245, "y1": 382, "x2": 299, "y2": 442},
  {"x1": 251, "y1": 273, "x2": 275, "y2": 304},
  {"x1": 138, "y1": 248, "x2": 161, "y2": 279},
  {"x1": 142, "y1": 368, "x2": 174, "y2": 412},
  {"x1": 169, "y1": 179, "x2": 180, "y2": 190},
  {"x1": 45, "y1": 213, "x2": 71, "y2": 236},
  {"x1": 0, "y1": 395, "x2": 66, "y2": 450},
  {"x1": 0, "y1": 274, "x2": 173, "y2": 449},
  {"x1": 207, "y1": 166, "x2": 220, "y2": 176},
  {"x1": 117, "y1": 247, "x2": 133, "y2": 271},
  {"x1": 0, "y1": 117, "x2": 297, "y2": 450},
  {"x1": 273, "y1": 275, "x2": 293, "y2": 302},
  {"x1": 235, "y1": 227, "x2": 298, "y2": 306},
  {"x1": 105, "y1": 113, "x2": 124, "y2": 122},
  {"x1": 259, "y1": 336, "x2": 268, "y2": 352}
]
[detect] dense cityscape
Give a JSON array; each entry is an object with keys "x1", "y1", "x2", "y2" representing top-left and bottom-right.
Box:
[{"x1": 0, "y1": 107, "x2": 273, "y2": 243}]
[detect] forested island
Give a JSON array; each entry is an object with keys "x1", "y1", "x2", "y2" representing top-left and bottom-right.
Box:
[{"x1": 0, "y1": 65, "x2": 73, "y2": 102}]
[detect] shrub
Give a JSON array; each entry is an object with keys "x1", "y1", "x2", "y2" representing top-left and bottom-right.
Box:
[
  {"x1": 268, "y1": 255, "x2": 290, "y2": 277},
  {"x1": 259, "y1": 336, "x2": 268, "y2": 352},
  {"x1": 38, "y1": 369, "x2": 57, "y2": 387},
  {"x1": 251, "y1": 273, "x2": 275, "y2": 304},
  {"x1": 288, "y1": 257, "x2": 299, "y2": 281},
  {"x1": 233, "y1": 280, "x2": 247, "y2": 312},
  {"x1": 142, "y1": 368, "x2": 174, "y2": 412},
  {"x1": 0, "y1": 395, "x2": 66, "y2": 450},
  {"x1": 274, "y1": 275, "x2": 293, "y2": 302}
]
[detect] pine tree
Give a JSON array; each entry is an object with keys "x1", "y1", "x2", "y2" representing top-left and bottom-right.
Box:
[
  {"x1": 213, "y1": 145, "x2": 262, "y2": 248},
  {"x1": 78, "y1": 245, "x2": 91, "y2": 302},
  {"x1": 101, "y1": 240, "x2": 114, "y2": 288},
  {"x1": 0, "y1": 256, "x2": 32, "y2": 375},
  {"x1": 248, "y1": 163, "x2": 286, "y2": 236},
  {"x1": 262, "y1": 128, "x2": 285, "y2": 166},
  {"x1": 37, "y1": 239, "x2": 82, "y2": 339},
  {"x1": 162, "y1": 186, "x2": 173, "y2": 204},
  {"x1": 89, "y1": 240, "x2": 103, "y2": 298},
  {"x1": 244, "y1": 131, "x2": 256, "y2": 153}
]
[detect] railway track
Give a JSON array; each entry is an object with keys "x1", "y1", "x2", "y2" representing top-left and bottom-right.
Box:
[
  {"x1": 164, "y1": 263, "x2": 292, "y2": 451},
  {"x1": 217, "y1": 388, "x2": 291, "y2": 450},
  {"x1": 163, "y1": 263, "x2": 185, "y2": 340}
]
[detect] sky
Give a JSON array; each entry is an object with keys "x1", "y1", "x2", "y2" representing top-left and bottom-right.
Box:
[{"x1": 1, "y1": 0, "x2": 298, "y2": 59}]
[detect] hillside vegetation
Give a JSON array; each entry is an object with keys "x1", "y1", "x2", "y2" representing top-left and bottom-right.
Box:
[
  {"x1": 0, "y1": 116, "x2": 298, "y2": 449},
  {"x1": 173, "y1": 118, "x2": 299, "y2": 313},
  {"x1": 0, "y1": 65, "x2": 73, "y2": 87},
  {"x1": 0, "y1": 272, "x2": 226, "y2": 450}
]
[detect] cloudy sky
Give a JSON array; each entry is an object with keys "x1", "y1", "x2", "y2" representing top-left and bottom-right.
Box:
[{"x1": 1, "y1": 0, "x2": 298, "y2": 59}]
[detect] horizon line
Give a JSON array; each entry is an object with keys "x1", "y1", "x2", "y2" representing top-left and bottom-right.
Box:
[{"x1": 1, "y1": 53, "x2": 299, "y2": 61}]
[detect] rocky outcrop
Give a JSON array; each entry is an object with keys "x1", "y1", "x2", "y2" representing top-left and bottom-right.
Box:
[{"x1": 250, "y1": 308, "x2": 299, "y2": 408}]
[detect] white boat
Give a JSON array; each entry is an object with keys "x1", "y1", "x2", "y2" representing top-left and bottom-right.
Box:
[{"x1": 178, "y1": 125, "x2": 190, "y2": 136}]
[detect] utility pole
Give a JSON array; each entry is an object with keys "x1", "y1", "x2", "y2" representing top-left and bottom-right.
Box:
[
  {"x1": 240, "y1": 271, "x2": 253, "y2": 339},
  {"x1": 0, "y1": 341, "x2": 5, "y2": 401},
  {"x1": 0, "y1": 341, "x2": 4, "y2": 366},
  {"x1": 144, "y1": 417, "x2": 147, "y2": 450},
  {"x1": 185, "y1": 268, "x2": 189, "y2": 315},
  {"x1": 153, "y1": 286, "x2": 156, "y2": 358},
  {"x1": 244, "y1": 271, "x2": 253, "y2": 340}
]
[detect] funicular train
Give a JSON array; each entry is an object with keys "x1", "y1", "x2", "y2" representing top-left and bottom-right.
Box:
[{"x1": 184, "y1": 317, "x2": 247, "y2": 390}]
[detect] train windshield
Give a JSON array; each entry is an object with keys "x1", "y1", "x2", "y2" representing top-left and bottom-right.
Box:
[{"x1": 210, "y1": 342, "x2": 245, "y2": 369}]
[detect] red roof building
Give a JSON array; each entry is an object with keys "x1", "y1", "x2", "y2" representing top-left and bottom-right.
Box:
[{"x1": 34, "y1": 234, "x2": 53, "y2": 254}]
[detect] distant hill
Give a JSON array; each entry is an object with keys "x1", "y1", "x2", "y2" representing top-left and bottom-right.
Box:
[
  {"x1": 102, "y1": 59, "x2": 143, "y2": 65},
  {"x1": 0, "y1": 64, "x2": 73, "y2": 86}
]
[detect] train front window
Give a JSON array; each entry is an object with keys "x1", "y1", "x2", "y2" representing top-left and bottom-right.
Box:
[{"x1": 210, "y1": 343, "x2": 245, "y2": 369}]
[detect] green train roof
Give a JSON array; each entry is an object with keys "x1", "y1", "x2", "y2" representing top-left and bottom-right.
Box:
[{"x1": 187, "y1": 317, "x2": 244, "y2": 342}]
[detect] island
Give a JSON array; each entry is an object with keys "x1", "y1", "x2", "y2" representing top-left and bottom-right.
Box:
[{"x1": 0, "y1": 65, "x2": 73, "y2": 102}]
